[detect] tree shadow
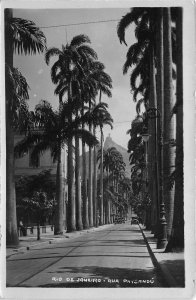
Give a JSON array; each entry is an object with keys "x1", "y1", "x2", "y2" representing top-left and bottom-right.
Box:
[
  {"x1": 98, "y1": 239, "x2": 146, "y2": 245},
  {"x1": 8, "y1": 253, "x2": 150, "y2": 262},
  {"x1": 159, "y1": 259, "x2": 185, "y2": 287},
  {"x1": 144, "y1": 236, "x2": 157, "y2": 244}
]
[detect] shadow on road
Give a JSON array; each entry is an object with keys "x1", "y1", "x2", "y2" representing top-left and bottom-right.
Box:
[
  {"x1": 159, "y1": 259, "x2": 185, "y2": 287},
  {"x1": 98, "y1": 239, "x2": 145, "y2": 245}
]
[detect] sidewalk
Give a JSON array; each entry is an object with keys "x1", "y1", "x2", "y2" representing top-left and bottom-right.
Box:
[
  {"x1": 140, "y1": 226, "x2": 185, "y2": 287},
  {"x1": 6, "y1": 224, "x2": 114, "y2": 258}
]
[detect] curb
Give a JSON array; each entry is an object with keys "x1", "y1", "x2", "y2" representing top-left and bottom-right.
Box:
[
  {"x1": 6, "y1": 224, "x2": 114, "y2": 258},
  {"x1": 139, "y1": 224, "x2": 178, "y2": 287}
]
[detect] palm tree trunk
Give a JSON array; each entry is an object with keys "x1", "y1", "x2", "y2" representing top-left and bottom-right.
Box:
[
  {"x1": 163, "y1": 8, "x2": 175, "y2": 239},
  {"x1": 88, "y1": 139, "x2": 93, "y2": 227},
  {"x1": 155, "y1": 7, "x2": 164, "y2": 238},
  {"x1": 75, "y1": 129, "x2": 83, "y2": 231},
  {"x1": 106, "y1": 169, "x2": 110, "y2": 224},
  {"x1": 99, "y1": 126, "x2": 104, "y2": 225},
  {"x1": 108, "y1": 200, "x2": 110, "y2": 224},
  {"x1": 54, "y1": 147, "x2": 64, "y2": 234},
  {"x1": 149, "y1": 44, "x2": 157, "y2": 233},
  {"x1": 88, "y1": 100, "x2": 93, "y2": 227},
  {"x1": 82, "y1": 102, "x2": 89, "y2": 229},
  {"x1": 67, "y1": 82, "x2": 76, "y2": 232},
  {"x1": 99, "y1": 90, "x2": 104, "y2": 226},
  {"x1": 5, "y1": 9, "x2": 19, "y2": 246},
  {"x1": 93, "y1": 126, "x2": 98, "y2": 227},
  {"x1": 165, "y1": 8, "x2": 184, "y2": 251},
  {"x1": 6, "y1": 122, "x2": 19, "y2": 245},
  {"x1": 103, "y1": 199, "x2": 106, "y2": 224}
]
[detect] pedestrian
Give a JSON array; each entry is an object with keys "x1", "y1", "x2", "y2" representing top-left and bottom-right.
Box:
[
  {"x1": 19, "y1": 219, "x2": 26, "y2": 236},
  {"x1": 97, "y1": 214, "x2": 100, "y2": 225}
]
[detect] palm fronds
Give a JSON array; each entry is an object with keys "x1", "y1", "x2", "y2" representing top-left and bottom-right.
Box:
[{"x1": 10, "y1": 17, "x2": 46, "y2": 55}]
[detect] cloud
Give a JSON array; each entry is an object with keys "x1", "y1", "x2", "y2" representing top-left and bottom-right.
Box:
[{"x1": 33, "y1": 94, "x2": 37, "y2": 98}]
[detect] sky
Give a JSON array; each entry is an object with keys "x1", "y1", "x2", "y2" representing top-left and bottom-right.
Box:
[{"x1": 13, "y1": 8, "x2": 137, "y2": 149}]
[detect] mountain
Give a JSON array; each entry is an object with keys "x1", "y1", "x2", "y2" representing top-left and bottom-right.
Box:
[
  {"x1": 79, "y1": 135, "x2": 131, "y2": 178},
  {"x1": 104, "y1": 134, "x2": 131, "y2": 177}
]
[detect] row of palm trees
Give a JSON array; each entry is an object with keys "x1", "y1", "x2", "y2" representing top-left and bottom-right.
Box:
[
  {"x1": 44, "y1": 35, "x2": 114, "y2": 234},
  {"x1": 5, "y1": 9, "x2": 129, "y2": 245},
  {"x1": 117, "y1": 7, "x2": 183, "y2": 251},
  {"x1": 98, "y1": 146, "x2": 130, "y2": 223}
]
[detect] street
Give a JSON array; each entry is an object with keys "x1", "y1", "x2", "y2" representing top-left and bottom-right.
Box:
[{"x1": 7, "y1": 223, "x2": 166, "y2": 288}]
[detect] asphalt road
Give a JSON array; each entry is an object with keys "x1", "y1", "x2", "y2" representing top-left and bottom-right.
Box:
[{"x1": 7, "y1": 223, "x2": 166, "y2": 288}]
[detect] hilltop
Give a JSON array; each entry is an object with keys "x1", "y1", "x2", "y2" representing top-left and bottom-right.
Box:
[{"x1": 104, "y1": 135, "x2": 131, "y2": 177}]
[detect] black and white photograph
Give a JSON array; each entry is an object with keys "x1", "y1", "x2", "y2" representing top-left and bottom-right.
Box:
[{"x1": 1, "y1": 0, "x2": 195, "y2": 299}]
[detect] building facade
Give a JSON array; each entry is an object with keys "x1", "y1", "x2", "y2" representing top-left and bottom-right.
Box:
[{"x1": 14, "y1": 132, "x2": 68, "y2": 227}]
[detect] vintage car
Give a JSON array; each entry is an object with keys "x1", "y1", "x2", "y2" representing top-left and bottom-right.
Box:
[
  {"x1": 131, "y1": 217, "x2": 139, "y2": 225},
  {"x1": 114, "y1": 216, "x2": 125, "y2": 224}
]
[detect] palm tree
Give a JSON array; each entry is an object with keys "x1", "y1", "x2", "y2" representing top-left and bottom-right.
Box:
[
  {"x1": 81, "y1": 100, "x2": 89, "y2": 229},
  {"x1": 45, "y1": 35, "x2": 97, "y2": 232},
  {"x1": 117, "y1": 8, "x2": 177, "y2": 237},
  {"x1": 80, "y1": 60, "x2": 112, "y2": 227},
  {"x1": 85, "y1": 101, "x2": 113, "y2": 225},
  {"x1": 15, "y1": 100, "x2": 99, "y2": 233},
  {"x1": 127, "y1": 115, "x2": 149, "y2": 224},
  {"x1": 98, "y1": 111, "x2": 113, "y2": 225},
  {"x1": 78, "y1": 65, "x2": 97, "y2": 229},
  {"x1": 166, "y1": 7, "x2": 184, "y2": 251},
  {"x1": 105, "y1": 147, "x2": 122, "y2": 223},
  {"x1": 148, "y1": 44, "x2": 158, "y2": 233},
  {"x1": 117, "y1": 8, "x2": 155, "y2": 230},
  {"x1": 87, "y1": 92, "x2": 96, "y2": 228},
  {"x1": 154, "y1": 8, "x2": 164, "y2": 237},
  {"x1": 6, "y1": 65, "x2": 31, "y2": 246},
  {"x1": 98, "y1": 147, "x2": 125, "y2": 223},
  {"x1": 95, "y1": 65, "x2": 112, "y2": 225},
  {"x1": 5, "y1": 9, "x2": 46, "y2": 245},
  {"x1": 98, "y1": 147, "x2": 116, "y2": 223},
  {"x1": 163, "y1": 8, "x2": 175, "y2": 239},
  {"x1": 74, "y1": 101, "x2": 83, "y2": 231}
]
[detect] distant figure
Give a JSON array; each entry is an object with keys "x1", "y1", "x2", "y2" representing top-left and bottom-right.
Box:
[
  {"x1": 97, "y1": 214, "x2": 100, "y2": 225},
  {"x1": 19, "y1": 220, "x2": 26, "y2": 236}
]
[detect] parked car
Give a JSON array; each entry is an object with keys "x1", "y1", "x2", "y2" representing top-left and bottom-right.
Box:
[
  {"x1": 131, "y1": 217, "x2": 139, "y2": 225},
  {"x1": 114, "y1": 216, "x2": 125, "y2": 224}
]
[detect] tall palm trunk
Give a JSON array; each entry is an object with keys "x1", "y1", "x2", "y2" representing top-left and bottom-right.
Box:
[
  {"x1": 105, "y1": 169, "x2": 109, "y2": 224},
  {"x1": 155, "y1": 8, "x2": 164, "y2": 238},
  {"x1": 108, "y1": 176, "x2": 111, "y2": 224},
  {"x1": 5, "y1": 9, "x2": 19, "y2": 246},
  {"x1": 166, "y1": 8, "x2": 184, "y2": 251},
  {"x1": 6, "y1": 122, "x2": 19, "y2": 245},
  {"x1": 54, "y1": 146, "x2": 64, "y2": 234},
  {"x1": 88, "y1": 101, "x2": 93, "y2": 227},
  {"x1": 54, "y1": 97, "x2": 65, "y2": 234},
  {"x1": 163, "y1": 8, "x2": 175, "y2": 239},
  {"x1": 149, "y1": 45, "x2": 157, "y2": 232},
  {"x1": 99, "y1": 126, "x2": 104, "y2": 225},
  {"x1": 67, "y1": 82, "x2": 76, "y2": 232},
  {"x1": 93, "y1": 126, "x2": 98, "y2": 227},
  {"x1": 99, "y1": 90, "x2": 104, "y2": 225},
  {"x1": 82, "y1": 102, "x2": 89, "y2": 229},
  {"x1": 75, "y1": 110, "x2": 83, "y2": 230}
]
